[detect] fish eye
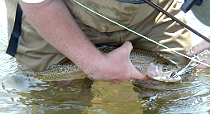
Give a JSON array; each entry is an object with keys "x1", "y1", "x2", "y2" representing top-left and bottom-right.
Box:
[
  {"x1": 162, "y1": 62, "x2": 169, "y2": 65},
  {"x1": 163, "y1": 68, "x2": 168, "y2": 71}
]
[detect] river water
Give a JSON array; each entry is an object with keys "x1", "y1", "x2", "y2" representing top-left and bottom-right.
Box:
[{"x1": 1, "y1": 0, "x2": 210, "y2": 114}]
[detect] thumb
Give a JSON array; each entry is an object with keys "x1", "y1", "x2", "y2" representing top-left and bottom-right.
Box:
[
  {"x1": 121, "y1": 42, "x2": 146, "y2": 80},
  {"x1": 108, "y1": 41, "x2": 146, "y2": 80},
  {"x1": 121, "y1": 41, "x2": 133, "y2": 54},
  {"x1": 113, "y1": 41, "x2": 133, "y2": 56}
]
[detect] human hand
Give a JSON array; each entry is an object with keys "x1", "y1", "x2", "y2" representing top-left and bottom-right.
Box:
[
  {"x1": 187, "y1": 40, "x2": 210, "y2": 68},
  {"x1": 84, "y1": 41, "x2": 146, "y2": 81}
]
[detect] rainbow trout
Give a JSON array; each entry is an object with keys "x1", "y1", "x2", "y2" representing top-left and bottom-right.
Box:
[{"x1": 24, "y1": 46, "x2": 182, "y2": 82}]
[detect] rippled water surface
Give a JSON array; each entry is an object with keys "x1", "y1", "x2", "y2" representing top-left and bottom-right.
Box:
[{"x1": 1, "y1": 1, "x2": 210, "y2": 114}]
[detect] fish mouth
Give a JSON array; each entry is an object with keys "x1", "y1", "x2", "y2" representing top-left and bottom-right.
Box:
[
  {"x1": 160, "y1": 70, "x2": 181, "y2": 82},
  {"x1": 147, "y1": 65, "x2": 181, "y2": 82}
]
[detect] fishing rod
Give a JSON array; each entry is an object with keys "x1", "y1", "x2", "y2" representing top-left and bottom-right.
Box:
[
  {"x1": 117, "y1": 0, "x2": 210, "y2": 43},
  {"x1": 142, "y1": 0, "x2": 210, "y2": 43}
]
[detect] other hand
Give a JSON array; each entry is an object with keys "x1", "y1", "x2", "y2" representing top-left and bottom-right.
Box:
[{"x1": 187, "y1": 40, "x2": 210, "y2": 69}]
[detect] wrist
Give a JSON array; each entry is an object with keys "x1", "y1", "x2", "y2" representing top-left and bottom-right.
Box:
[{"x1": 81, "y1": 53, "x2": 107, "y2": 79}]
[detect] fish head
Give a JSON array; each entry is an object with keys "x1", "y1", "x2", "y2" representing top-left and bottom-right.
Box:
[{"x1": 146, "y1": 63, "x2": 181, "y2": 82}]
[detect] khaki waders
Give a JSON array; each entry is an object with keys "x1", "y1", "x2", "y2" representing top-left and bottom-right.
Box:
[{"x1": 5, "y1": 0, "x2": 191, "y2": 71}]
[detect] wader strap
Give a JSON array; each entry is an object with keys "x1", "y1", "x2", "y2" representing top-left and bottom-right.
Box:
[{"x1": 6, "y1": 4, "x2": 23, "y2": 57}]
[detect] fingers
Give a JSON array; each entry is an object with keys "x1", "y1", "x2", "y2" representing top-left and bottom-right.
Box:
[
  {"x1": 186, "y1": 40, "x2": 210, "y2": 69},
  {"x1": 197, "y1": 59, "x2": 210, "y2": 69},
  {"x1": 187, "y1": 40, "x2": 210, "y2": 56}
]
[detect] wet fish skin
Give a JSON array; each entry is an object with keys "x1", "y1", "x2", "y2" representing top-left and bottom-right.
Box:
[{"x1": 24, "y1": 46, "x2": 181, "y2": 82}]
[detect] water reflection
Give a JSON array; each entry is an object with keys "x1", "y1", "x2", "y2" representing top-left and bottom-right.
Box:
[
  {"x1": 2, "y1": 73, "x2": 93, "y2": 113},
  {"x1": 1, "y1": 58, "x2": 210, "y2": 114},
  {"x1": 133, "y1": 71, "x2": 210, "y2": 114}
]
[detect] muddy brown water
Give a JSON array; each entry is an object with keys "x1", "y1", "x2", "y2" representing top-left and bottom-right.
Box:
[{"x1": 1, "y1": 1, "x2": 210, "y2": 113}]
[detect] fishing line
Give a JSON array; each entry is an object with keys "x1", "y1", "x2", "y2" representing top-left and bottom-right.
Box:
[{"x1": 73, "y1": 0, "x2": 210, "y2": 68}]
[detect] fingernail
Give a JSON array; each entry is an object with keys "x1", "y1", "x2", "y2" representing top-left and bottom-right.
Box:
[{"x1": 187, "y1": 51, "x2": 192, "y2": 56}]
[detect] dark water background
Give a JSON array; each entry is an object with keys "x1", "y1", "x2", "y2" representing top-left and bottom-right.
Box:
[{"x1": 1, "y1": 0, "x2": 210, "y2": 113}]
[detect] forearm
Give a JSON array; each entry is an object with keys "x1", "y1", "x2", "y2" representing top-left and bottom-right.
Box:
[
  {"x1": 17, "y1": 0, "x2": 145, "y2": 80},
  {"x1": 18, "y1": 0, "x2": 104, "y2": 73}
]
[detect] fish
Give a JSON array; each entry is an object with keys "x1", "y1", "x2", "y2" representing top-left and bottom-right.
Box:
[{"x1": 23, "y1": 46, "x2": 182, "y2": 82}]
